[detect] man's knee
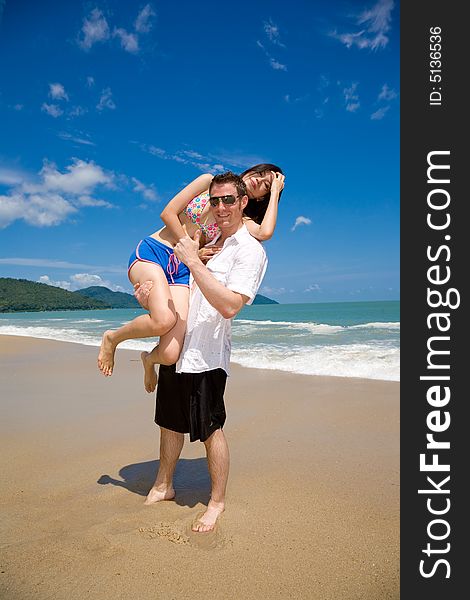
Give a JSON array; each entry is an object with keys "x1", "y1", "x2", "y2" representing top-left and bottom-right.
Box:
[{"x1": 203, "y1": 427, "x2": 224, "y2": 447}]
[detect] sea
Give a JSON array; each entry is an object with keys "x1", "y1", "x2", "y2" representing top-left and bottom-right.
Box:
[{"x1": 0, "y1": 300, "x2": 399, "y2": 382}]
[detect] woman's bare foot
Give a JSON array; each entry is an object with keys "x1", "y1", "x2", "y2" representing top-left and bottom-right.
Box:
[
  {"x1": 141, "y1": 351, "x2": 158, "y2": 393},
  {"x1": 192, "y1": 500, "x2": 225, "y2": 533},
  {"x1": 144, "y1": 485, "x2": 175, "y2": 505},
  {"x1": 98, "y1": 330, "x2": 117, "y2": 376}
]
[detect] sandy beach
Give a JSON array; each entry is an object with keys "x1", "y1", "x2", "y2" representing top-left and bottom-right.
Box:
[{"x1": 0, "y1": 335, "x2": 399, "y2": 599}]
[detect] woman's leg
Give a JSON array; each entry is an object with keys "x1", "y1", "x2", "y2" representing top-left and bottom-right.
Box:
[
  {"x1": 141, "y1": 285, "x2": 190, "y2": 393},
  {"x1": 97, "y1": 262, "x2": 177, "y2": 376}
]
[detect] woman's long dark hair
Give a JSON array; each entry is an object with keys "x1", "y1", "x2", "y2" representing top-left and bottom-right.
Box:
[{"x1": 240, "y1": 163, "x2": 284, "y2": 224}]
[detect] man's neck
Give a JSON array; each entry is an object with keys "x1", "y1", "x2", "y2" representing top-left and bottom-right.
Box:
[{"x1": 217, "y1": 221, "x2": 244, "y2": 245}]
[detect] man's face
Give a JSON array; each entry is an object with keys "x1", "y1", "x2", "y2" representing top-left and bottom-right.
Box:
[{"x1": 209, "y1": 183, "x2": 248, "y2": 232}]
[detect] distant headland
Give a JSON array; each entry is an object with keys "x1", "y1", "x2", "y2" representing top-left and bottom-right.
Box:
[{"x1": 0, "y1": 278, "x2": 278, "y2": 313}]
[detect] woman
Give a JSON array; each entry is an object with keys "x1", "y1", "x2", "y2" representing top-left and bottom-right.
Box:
[{"x1": 97, "y1": 164, "x2": 285, "y2": 384}]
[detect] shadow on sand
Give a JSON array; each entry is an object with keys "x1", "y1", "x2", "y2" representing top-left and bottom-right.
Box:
[{"x1": 97, "y1": 458, "x2": 210, "y2": 508}]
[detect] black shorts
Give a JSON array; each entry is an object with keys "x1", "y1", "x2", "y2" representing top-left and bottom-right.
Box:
[{"x1": 155, "y1": 364, "x2": 227, "y2": 443}]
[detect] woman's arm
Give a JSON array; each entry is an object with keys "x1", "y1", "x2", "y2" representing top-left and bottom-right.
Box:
[
  {"x1": 244, "y1": 172, "x2": 285, "y2": 242},
  {"x1": 160, "y1": 173, "x2": 213, "y2": 243}
]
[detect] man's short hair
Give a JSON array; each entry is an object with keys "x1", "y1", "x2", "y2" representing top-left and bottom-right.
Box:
[{"x1": 209, "y1": 171, "x2": 247, "y2": 199}]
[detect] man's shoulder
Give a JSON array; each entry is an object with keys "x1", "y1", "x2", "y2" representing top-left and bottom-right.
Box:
[{"x1": 236, "y1": 227, "x2": 267, "y2": 256}]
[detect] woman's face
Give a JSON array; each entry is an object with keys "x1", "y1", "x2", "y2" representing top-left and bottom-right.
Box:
[{"x1": 243, "y1": 171, "x2": 274, "y2": 200}]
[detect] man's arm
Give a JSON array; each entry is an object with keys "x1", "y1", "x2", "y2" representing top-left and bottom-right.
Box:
[{"x1": 174, "y1": 232, "x2": 249, "y2": 319}]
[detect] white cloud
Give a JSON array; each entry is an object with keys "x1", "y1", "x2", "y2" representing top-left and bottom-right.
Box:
[
  {"x1": 78, "y1": 5, "x2": 155, "y2": 55},
  {"x1": 370, "y1": 106, "x2": 390, "y2": 120},
  {"x1": 70, "y1": 273, "x2": 125, "y2": 291},
  {"x1": 37, "y1": 159, "x2": 113, "y2": 195},
  {"x1": 139, "y1": 143, "x2": 227, "y2": 174},
  {"x1": 97, "y1": 88, "x2": 116, "y2": 111},
  {"x1": 318, "y1": 75, "x2": 330, "y2": 91},
  {"x1": 331, "y1": 0, "x2": 394, "y2": 51},
  {"x1": 113, "y1": 28, "x2": 139, "y2": 53},
  {"x1": 68, "y1": 105, "x2": 88, "y2": 117},
  {"x1": 86, "y1": 76, "x2": 95, "y2": 87},
  {"x1": 38, "y1": 275, "x2": 72, "y2": 291},
  {"x1": 41, "y1": 103, "x2": 63, "y2": 118},
  {"x1": 291, "y1": 216, "x2": 312, "y2": 231},
  {"x1": 346, "y1": 102, "x2": 360, "y2": 113},
  {"x1": 39, "y1": 273, "x2": 125, "y2": 292},
  {"x1": 132, "y1": 177, "x2": 158, "y2": 202},
  {"x1": 270, "y1": 58, "x2": 287, "y2": 71},
  {"x1": 305, "y1": 285, "x2": 320, "y2": 293},
  {"x1": 0, "y1": 192, "x2": 77, "y2": 228},
  {"x1": 78, "y1": 8, "x2": 110, "y2": 50},
  {"x1": 58, "y1": 132, "x2": 95, "y2": 146},
  {"x1": 343, "y1": 82, "x2": 360, "y2": 112},
  {"x1": 0, "y1": 159, "x2": 115, "y2": 229},
  {"x1": 13, "y1": 104, "x2": 24, "y2": 111},
  {"x1": 284, "y1": 93, "x2": 310, "y2": 104},
  {"x1": 75, "y1": 195, "x2": 113, "y2": 208},
  {"x1": 263, "y1": 19, "x2": 285, "y2": 47},
  {"x1": 378, "y1": 83, "x2": 397, "y2": 101},
  {"x1": 0, "y1": 167, "x2": 28, "y2": 186},
  {"x1": 49, "y1": 83, "x2": 69, "y2": 101},
  {"x1": 135, "y1": 4, "x2": 156, "y2": 33},
  {"x1": 0, "y1": 257, "x2": 124, "y2": 273},
  {"x1": 260, "y1": 286, "x2": 286, "y2": 295},
  {"x1": 258, "y1": 18, "x2": 287, "y2": 72}
]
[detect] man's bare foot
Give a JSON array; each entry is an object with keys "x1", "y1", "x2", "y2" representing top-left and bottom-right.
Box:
[
  {"x1": 144, "y1": 485, "x2": 175, "y2": 505},
  {"x1": 141, "y1": 351, "x2": 158, "y2": 393},
  {"x1": 192, "y1": 500, "x2": 225, "y2": 533},
  {"x1": 97, "y1": 330, "x2": 117, "y2": 376}
]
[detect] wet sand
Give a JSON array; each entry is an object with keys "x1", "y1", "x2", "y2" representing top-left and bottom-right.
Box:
[{"x1": 0, "y1": 335, "x2": 399, "y2": 599}]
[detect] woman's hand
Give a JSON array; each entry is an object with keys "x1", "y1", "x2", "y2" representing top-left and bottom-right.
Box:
[
  {"x1": 198, "y1": 246, "x2": 222, "y2": 264},
  {"x1": 270, "y1": 171, "x2": 285, "y2": 197}
]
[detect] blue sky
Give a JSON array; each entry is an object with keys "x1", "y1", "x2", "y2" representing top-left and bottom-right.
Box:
[{"x1": 0, "y1": 0, "x2": 399, "y2": 303}]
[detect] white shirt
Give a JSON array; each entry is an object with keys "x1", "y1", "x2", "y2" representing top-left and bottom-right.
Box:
[{"x1": 176, "y1": 225, "x2": 267, "y2": 375}]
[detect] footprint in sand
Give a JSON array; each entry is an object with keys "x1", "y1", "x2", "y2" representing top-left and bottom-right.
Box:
[
  {"x1": 139, "y1": 521, "x2": 190, "y2": 545},
  {"x1": 139, "y1": 519, "x2": 231, "y2": 550}
]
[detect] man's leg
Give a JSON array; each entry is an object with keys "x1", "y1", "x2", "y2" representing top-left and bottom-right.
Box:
[
  {"x1": 192, "y1": 429, "x2": 230, "y2": 532},
  {"x1": 144, "y1": 427, "x2": 184, "y2": 505}
]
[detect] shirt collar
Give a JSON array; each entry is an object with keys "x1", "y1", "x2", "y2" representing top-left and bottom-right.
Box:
[{"x1": 207, "y1": 224, "x2": 248, "y2": 247}]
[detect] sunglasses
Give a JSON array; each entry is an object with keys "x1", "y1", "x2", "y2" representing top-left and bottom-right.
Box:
[{"x1": 209, "y1": 194, "x2": 241, "y2": 207}]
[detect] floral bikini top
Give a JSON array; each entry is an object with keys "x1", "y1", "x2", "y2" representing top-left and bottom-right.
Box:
[{"x1": 183, "y1": 192, "x2": 220, "y2": 241}]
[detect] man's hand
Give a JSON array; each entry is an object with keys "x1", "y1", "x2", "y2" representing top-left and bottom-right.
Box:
[
  {"x1": 134, "y1": 280, "x2": 153, "y2": 310},
  {"x1": 174, "y1": 226, "x2": 202, "y2": 267}
]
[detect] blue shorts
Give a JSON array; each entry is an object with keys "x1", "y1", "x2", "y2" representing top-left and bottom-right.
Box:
[{"x1": 128, "y1": 237, "x2": 190, "y2": 287}]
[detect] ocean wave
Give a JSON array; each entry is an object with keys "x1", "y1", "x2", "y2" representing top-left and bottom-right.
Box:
[
  {"x1": 71, "y1": 319, "x2": 106, "y2": 323},
  {"x1": 234, "y1": 320, "x2": 344, "y2": 334},
  {"x1": 349, "y1": 321, "x2": 400, "y2": 330},
  {"x1": 0, "y1": 324, "x2": 155, "y2": 351},
  {"x1": 0, "y1": 321, "x2": 399, "y2": 381},
  {"x1": 231, "y1": 343, "x2": 400, "y2": 381}
]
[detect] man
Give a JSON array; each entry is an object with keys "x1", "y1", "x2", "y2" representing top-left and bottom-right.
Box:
[{"x1": 143, "y1": 171, "x2": 267, "y2": 532}]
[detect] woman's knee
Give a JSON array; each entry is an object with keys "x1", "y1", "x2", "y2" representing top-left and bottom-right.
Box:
[
  {"x1": 159, "y1": 344, "x2": 182, "y2": 366},
  {"x1": 149, "y1": 311, "x2": 177, "y2": 336}
]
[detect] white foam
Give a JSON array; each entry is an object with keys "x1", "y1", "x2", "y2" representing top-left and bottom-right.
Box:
[
  {"x1": 349, "y1": 321, "x2": 400, "y2": 330},
  {"x1": 231, "y1": 343, "x2": 400, "y2": 381},
  {"x1": 0, "y1": 324, "x2": 155, "y2": 351},
  {"x1": 0, "y1": 319, "x2": 400, "y2": 381},
  {"x1": 235, "y1": 320, "x2": 344, "y2": 334},
  {"x1": 71, "y1": 319, "x2": 106, "y2": 323}
]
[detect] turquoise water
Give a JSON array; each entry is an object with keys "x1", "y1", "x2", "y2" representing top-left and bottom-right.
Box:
[{"x1": 0, "y1": 301, "x2": 400, "y2": 381}]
